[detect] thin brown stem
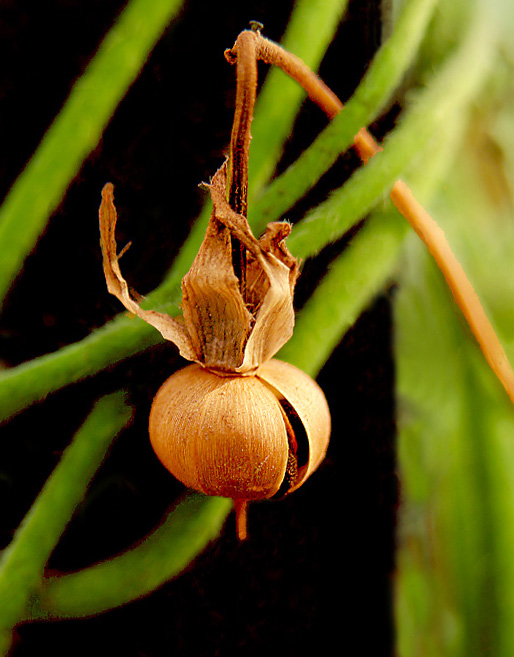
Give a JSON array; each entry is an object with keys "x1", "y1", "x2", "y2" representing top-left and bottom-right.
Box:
[
  {"x1": 225, "y1": 30, "x2": 514, "y2": 404},
  {"x1": 226, "y1": 32, "x2": 258, "y2": 217},
  {"x1": 253, "y1": 34, "x2": 381, "y2": 163},
  {"x1": 225, "y1": 31, "x2": 259, "y2": 298},
  {"x1": 390, "y1": 182, "x2": 514, "y2": 403}
]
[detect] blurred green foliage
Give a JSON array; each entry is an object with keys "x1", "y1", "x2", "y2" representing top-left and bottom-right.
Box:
[{"x1": 394, "y1": 2, "x2": 514, "y2": 656}]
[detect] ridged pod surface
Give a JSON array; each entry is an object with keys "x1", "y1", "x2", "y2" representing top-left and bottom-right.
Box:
[{"x1": 149, "y1": 359, "x2": 330, "y2": 501}]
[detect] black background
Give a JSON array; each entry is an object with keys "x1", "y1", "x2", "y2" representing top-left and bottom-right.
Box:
[{"x1": 0, "y1": 1, "x2": 397, "y2": 655}]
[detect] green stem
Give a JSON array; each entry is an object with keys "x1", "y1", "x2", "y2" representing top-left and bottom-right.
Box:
[
  {"x1": 278, "y1": 87, "x2": 470, "y2": 378},
  {"x1": 287, "y1": 4, "x2": 496, "y2": 259},
  {"x1": 28, "y1": 494, "x2": 231, "y2": 620},
  {"x1": 0, "y1": 392, "x2": 132, "y2": 653},
  {"x1": 0, "y1": 0, "x2": 185, "y2": 309},
  {"x1": 249, "y1": 0, "x2": 439, "y2": 235}
]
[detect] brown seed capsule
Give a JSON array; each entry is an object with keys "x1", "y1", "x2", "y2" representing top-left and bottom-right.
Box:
[
  {"x1": 148, "y1": 359, "x2": 330, "y2": 502},
  {"x1": 99, "y1": 163, "x2": 331, "y2": 539}
]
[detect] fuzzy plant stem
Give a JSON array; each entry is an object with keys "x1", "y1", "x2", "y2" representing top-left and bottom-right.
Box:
[
  {"x1": 249, "y1": 0, "x2": 439, "y2": 234},
  {"x1": 28, "y1": 494, "x2": 231, "y2": 620},
  {"x1": 0, "y1": 392, "x2": 132, "y2": 654},
  {"x1": 0, "y1": 0, "x2": 185, "y2": 309}
]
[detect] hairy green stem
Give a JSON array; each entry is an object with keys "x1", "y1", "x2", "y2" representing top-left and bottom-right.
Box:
[
  {"x1": 0, "y1": 0, "x2": 185, "y2": 309},
  {"x1": 0, "y1": 392, "x2": 132, "y2": 653},
  {"x1": 279, "y1": 208, "x2": 409, "y2": 376},
  {"x1": 249, "y1": 0, "x2": 439, "y2": 235},
  {"x1": 287, "y1": 4, "x2": 496, "y2": 259},
  {"x1": 28, "y1": 494, "x2": 231, "y2": 620},
  {"x1": 279, "y1": 70, "x2": 472, "y2": 378}
]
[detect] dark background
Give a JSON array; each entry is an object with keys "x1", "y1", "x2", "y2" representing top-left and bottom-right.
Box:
[{"x1": 0, "y1": 1, "x2": 397, "y2": 655}]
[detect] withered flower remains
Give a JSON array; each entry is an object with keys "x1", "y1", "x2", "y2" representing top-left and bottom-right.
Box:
[{"x1": 99, "y1": 28, "x2": 331, "y2": 539}]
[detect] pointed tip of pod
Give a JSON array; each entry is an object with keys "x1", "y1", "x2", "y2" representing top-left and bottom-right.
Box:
[{"x1": 233, "y1": 499, "x2": 249, "y2": 541}]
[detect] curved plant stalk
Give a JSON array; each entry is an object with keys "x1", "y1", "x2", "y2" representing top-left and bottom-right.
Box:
[
  {"x1": 391, "y1": 182, "x2": 514, "y2": 403},
  {"x1": 284, "y1": 7, "x2": 495, "y2": 255},
  {"x1": 28, "y1": 494, "x2": 231, "y2": 620},
  {"x1": 248, "y1": 0, "x2": 348, "y2": 197},
  {"x1": 249, "y1": 0, "x2": 438, "y2": 235},
  {"x1": 0, "y1": 0, "x2": 467, "y2": 423},
  {"x1": 280, "y1": 94, "x2": 469, "y2": 377},
  {"x1": 0, "y1": 392, "x2": 132, "y2": 654},
  {"x1": 0, "y1": 0, "x2": 185, "y2": 309}
]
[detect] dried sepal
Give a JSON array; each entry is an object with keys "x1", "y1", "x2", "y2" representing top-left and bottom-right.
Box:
[
  {"x1": 99, "y1": 163, "x2": 299, "y2": 374},
  {"x1": 187, "y1": 161, "x2": 298, "y2": 373},
  {"x1": 99, "y1": 183, "x2": 197, "y2": 362},
  {"x1": 180, "y1": 213, "x2": 254, "y2": 371}
]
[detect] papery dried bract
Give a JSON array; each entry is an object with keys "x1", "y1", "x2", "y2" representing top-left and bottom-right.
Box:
[
  {"x1": 99, "y1": 162, "x2": 298, "y2": 374},
  {"x1": 99, "y1": 183, "x2": 196, "y2": 362},
  {"x1": 180, "y1": 170, "x2": 254, "y2": 371}
]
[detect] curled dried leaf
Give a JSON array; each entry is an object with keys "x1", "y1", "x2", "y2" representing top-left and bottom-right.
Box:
[
  {"x1": 99, "y1": 163, "x2": 299, "y2": 374},
  {"x1": 189, "y1": 162, "x2": 298, "y2": 373},
  {"x1": 99, "y1": 184, "x2": 196, "y2": 362}
]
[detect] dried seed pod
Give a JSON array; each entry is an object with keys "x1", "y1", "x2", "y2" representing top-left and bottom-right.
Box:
[
  {"x1": 99, "y1": 164, "x2": 331, "y2": 539},
  {"x1": 148, "y1": 360, "x2": 330, "y2": 502},
  {"x1": 98, "y1": 32, "x2": 333, "y2": 539},
  {"x1": 99, "y1": 164, "x2": 299, "y2": 374}
]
